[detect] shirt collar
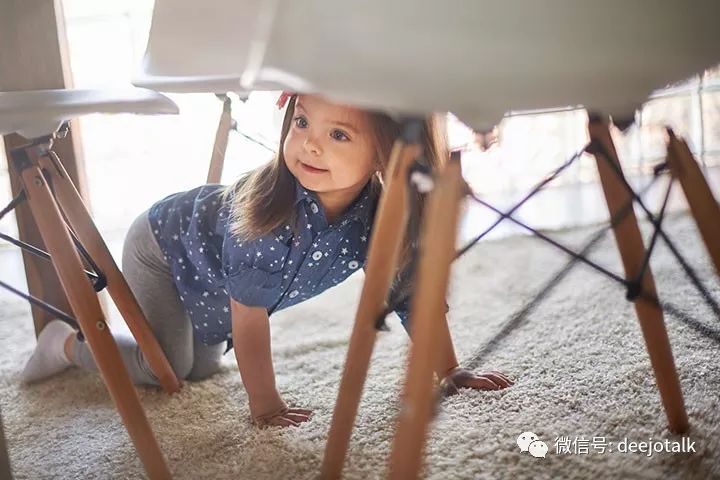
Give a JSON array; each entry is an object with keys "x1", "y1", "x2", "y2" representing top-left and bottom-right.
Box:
[
  {"x1": 294, "y1": 179, "x2": 315, "y2": 206},
  {"x1": 294, "y1": 178, "x2": 374, "y2": 230}
]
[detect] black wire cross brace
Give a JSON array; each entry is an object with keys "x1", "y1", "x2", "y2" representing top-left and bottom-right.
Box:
[
  {"x1": 374, "y1": 141, "x2": 720, "y2": 333},
  {"x1": 0, "y1": 157, "x2": 109, "y2": 336}
]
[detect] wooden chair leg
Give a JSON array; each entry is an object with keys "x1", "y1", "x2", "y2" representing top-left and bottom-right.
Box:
[
  {"x1": 588, "y1": 117, "x2": 688, "y2": 434},
  {"x1": 665, "y1": 129, "x2": 720, "y2": 277},
  {"x1": 206, "y1": 94, "x2": 232, "y2": 184},
  {"x1": 6, "y1": 132, "x2": 74, "y2": 337},
  {"x1": 320, "y1": 140, "x2": 421, "y2": 479},
  {"x1": 37, "y1": 152, "x2": 180, "y2": 393},
  {"x1": 387, "y1": 155, "x2": 464, "y2": 480},
  {"x1": 15, "y1": 159, "x2": 172, "y2": 479}
]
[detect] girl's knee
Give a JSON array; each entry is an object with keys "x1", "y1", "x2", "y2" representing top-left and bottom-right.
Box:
[
  {"x1": 168, "y1": 354, "x2": 193, "y2": 381},
  {"x1": 186, "y1": 358, "x2": 222, "y2": 382},
  {"x1": 138, "y1": 348, "x2": 192, "y2": 384},
  {"x1": 186, "y1": 340, "x2": 224, "y2": 381}
]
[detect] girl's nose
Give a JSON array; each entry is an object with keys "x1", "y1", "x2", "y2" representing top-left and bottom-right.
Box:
[{"x1": 303, "y1": 137, "x2": 322, "y2": 155}]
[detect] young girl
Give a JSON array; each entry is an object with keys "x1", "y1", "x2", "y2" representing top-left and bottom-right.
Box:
[{"x1": 22, "y1": 93, "x2": 513, "y2": 427}]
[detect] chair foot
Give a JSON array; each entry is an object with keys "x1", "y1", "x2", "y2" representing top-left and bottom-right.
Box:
[
  {"x1": 387, "y1": 154, "x2": 464, "y2": 479},
  {"x1": 588, "y1": 118, "x2": 688, "y2": 434},
  {"x1": 15, "y1": 148, "x2": 173, "y2": 479},
  {"x1": 320, "y1": 139, "x2": 421, "y2": 479},
  {"x1": 666, "y1": 130, "x2": 720, "y2": 278},
  {"x1": 38, "y1": 152, "x2": 181, "y2": 393}
]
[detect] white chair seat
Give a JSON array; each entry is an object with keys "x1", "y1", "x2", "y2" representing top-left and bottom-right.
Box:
[
  {"x1": 132, "y1": 74, "x2": 245, "y2": 94},
  {"x1": 242, "y1": 0, "x2": 720, "y2": 130},
  {"x1": 0, "y1": 88, "x2": 178, "y2": 139},
  {"x1": 133, "y1": 0, "x2": 283, "y2": 94}
]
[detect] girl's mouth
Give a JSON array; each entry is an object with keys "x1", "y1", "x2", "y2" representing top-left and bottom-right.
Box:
[{"x1": 299, "y1": 161, "x2": 328, "y2": 174}]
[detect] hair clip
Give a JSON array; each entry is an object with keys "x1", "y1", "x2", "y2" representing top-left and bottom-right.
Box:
[{"x1": 276, "y1": 91, "x2": 294, "y2": 109}]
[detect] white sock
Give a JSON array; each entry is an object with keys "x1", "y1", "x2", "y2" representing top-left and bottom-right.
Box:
[{"x1": 21, "y1": 319, "x2": 75, "y2": 384}]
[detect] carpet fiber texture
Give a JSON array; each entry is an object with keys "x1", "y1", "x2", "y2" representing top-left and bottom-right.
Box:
[{"x1": 1, "y1": 212, "x2": 719, "y2": 479}]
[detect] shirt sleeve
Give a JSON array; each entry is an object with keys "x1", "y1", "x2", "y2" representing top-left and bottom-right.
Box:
[
  {"x1": 221, "y1": 264, "x2": 281, "y2": 354},
  {"x1": 225, "y1": 268, "x2": 281, "y2": 310},
  {"x1": 222, "y1": 229, "x2": 283, "y2": 311}
]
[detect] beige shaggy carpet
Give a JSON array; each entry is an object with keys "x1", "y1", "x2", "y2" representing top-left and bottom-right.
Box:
[{"x1": 1, "y1": 211, "x2": 719, "y2": 479}]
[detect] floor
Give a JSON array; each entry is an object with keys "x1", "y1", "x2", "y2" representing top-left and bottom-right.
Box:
[{"x1": 1, "y1": 211, "x2": 719, "y2": 479}]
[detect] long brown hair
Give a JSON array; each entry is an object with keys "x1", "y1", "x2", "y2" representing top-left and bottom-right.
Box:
[{"x1": 224, "y1": 94, "x2": 448, "y2": 296}]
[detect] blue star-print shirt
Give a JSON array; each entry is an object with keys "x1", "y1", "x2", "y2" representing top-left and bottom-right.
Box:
[{"x1": 147, "y1": 178, "x2": 412, "y2": 351}]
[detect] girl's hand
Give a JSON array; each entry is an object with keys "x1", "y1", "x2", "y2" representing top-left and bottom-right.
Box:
[
  {"x1": 439, "y1": 367, "x2": 514, "y2": 397},
  {"x1": 251, "y1": 396, "x2": 314, "y2": 428}
]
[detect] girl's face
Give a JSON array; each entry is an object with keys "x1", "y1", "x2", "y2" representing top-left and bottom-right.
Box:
[{"x1": 283, "y1": 95, "x2": 377, "y2": 197}]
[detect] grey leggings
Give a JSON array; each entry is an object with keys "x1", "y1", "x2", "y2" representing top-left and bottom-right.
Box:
[{"x1": 72, "y1": 211, "x2": 225, "y2": 386}]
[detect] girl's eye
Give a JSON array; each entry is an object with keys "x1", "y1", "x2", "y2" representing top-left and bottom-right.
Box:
[
  {"x1": 293, "y1": 116, "x2": 308, "y2": 128},
  {"x1": 331, "y1": 129, "x2": 350, "y2": 142}
]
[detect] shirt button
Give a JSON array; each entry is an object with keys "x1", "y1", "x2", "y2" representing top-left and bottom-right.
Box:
[
  {"x1": 348, "y1": 260, "x2": 359, "y2": 270},
  {"x1": 312, "y1": 251, "x2": 323, "y2": 261},
  {"x1": 289, "y1": 290, "x2": 299, "y2": 299},
  {"x1": 310, "y1": 202, "x2": 319, "y2": 214}
]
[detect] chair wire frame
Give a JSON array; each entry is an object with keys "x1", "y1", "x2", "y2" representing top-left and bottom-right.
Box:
[
  {"x1": 375, "y1": 140, "x2": 720, "y2": 340},
  {"x1": 1, "y1": 136, "x2": 718, "y2": 345},
  {"x1": 0, "y1": 141, "x2": 108, "y2": 339}
]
